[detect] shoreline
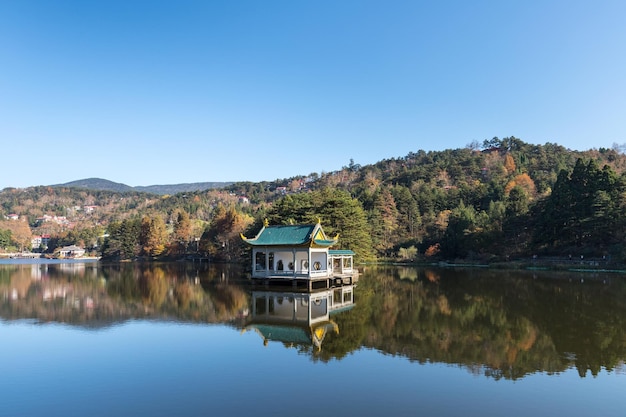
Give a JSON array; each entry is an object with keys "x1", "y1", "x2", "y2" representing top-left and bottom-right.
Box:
[
  {"x1": 364, "y1": 259, "x2": 626, "y2": 274},
  {"x1": 3, "y1": 256, "x2": 626, "y2": 275},
  {"x1": 0, "y1": 257, "x2": 101, "y2": 265}
]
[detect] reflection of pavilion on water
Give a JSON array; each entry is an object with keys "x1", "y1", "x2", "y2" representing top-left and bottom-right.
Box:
[{"x1": 243, "y1": 285, "x2": 355, "y2": 350}]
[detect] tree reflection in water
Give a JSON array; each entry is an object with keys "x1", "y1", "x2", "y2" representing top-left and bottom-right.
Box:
[
  {"x1": 1, "y1": 262, "x2": 625, "y2": 379},
  {"x1": 324, "y1": 266, "x2": 626, "y2": 379}
]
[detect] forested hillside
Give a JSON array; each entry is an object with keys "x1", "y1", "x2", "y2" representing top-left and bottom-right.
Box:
[{"x1": 2, "y1": 137, "x2": 626, "y2": 264}]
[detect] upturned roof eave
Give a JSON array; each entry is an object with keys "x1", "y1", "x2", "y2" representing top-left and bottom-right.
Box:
[{"x1": 240, "y1": 222, "x2": 337, "y2": 248}]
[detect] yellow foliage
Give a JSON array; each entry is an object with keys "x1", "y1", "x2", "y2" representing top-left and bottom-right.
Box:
[
  {"x1": 0, "y1": 219, "x2": 32, "y2": 250},
  {"x1": 437, "y1": 295, "x2": 452, "y2": 315},
  {"x1": 435, "y1": 210, "x2": 451, "y2": 230},
  {"x1": 517, "y1": 326, "x2": 538, "y2": 351},
  {"x1": 140, "y1": 267, "x2": 168, "y2": 308},
  {"x1": 507, "y1": 346, "x2": 518, "y2": 364},
  {"x1": 504, "y1": 181, "x2": 516, "y2": 195},
  {"x1": 504, "y1": 153, "x2": 516, "y2": 174},
  {"x1": 505, "y1": 173, "x2": 536, "y2": 197}
]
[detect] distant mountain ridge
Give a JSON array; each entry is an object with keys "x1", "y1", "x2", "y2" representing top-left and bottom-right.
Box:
[{"x1": 51, "y1": 178, "x2": 232, "y2": 195}]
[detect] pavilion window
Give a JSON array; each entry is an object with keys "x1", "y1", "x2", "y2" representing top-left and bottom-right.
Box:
[
  {"x1": 255, "y1": 251, "x2": 265, "y2": 270},
  {"x1": 333, "y1": 258, "x2": 341, "y2": 270},
  {"x1": 343, "y1": 257, "x2": 352, "y2": 269}
]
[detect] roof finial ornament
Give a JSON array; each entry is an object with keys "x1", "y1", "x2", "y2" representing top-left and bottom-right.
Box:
[
  {"x1": 317, "y1": 217, "x2": 321, "y2": 224},
  {"x1": 263, "y1": 218, "x2": 269, "y2": 227}
]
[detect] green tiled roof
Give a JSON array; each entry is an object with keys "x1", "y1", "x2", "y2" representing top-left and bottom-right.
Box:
[
  {"x1": 247, "y1": 224, "x2": 315, "y2": 245},
  {"x1": 329, "y1": 249, "x2": 355, "y2": 255},
  {"x1": 249, "y1": 324, "x2": 311, "y2": 344},
  {"x1": 247, "y1": 322, "x2": 338, "y2": 347},
  {"x1": 242, "y1": 223, "x2": 337, "y2": 247}
]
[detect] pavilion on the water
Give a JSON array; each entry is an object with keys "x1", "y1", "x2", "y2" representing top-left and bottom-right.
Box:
[{"x1": 241, "y1": 220, "x2": 355, "y2": 290}]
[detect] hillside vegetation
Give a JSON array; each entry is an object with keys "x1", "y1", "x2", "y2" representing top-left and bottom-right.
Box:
[{"x1": 2, "y1": 137, "x2": 626, "y2": 264}]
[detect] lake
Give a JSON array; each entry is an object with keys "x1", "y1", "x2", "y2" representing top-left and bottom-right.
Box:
[{"x1": 1, "y1": 261, "x2": 625, "y2": 417}]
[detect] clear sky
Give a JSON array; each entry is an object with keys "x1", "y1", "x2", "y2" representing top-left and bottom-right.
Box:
[{"x1": 1, "y1": 0, "x2": 625, "y2": 189}]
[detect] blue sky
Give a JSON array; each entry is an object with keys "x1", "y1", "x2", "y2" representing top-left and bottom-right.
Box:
[{"x1": 1, "y1": 1, "x2": 625, "y2": 189}]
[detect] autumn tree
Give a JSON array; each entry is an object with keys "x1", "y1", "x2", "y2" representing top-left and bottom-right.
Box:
[
  {"x1": 201, "y1": 204, "x2": 253, "y2": 261},
  {"x1": 140, "y1": 215, "x2": 168, "y2": 257},
  {"x1": 171, "y1": 209, "x2": 192, "y2": 253},
  {"x1": 0, "y1": 219, "x2": 32, "y2": 252},
  {"x1": 504, "y1": 173, "x2": 536, "y2": 199},
  {"x1": 504, "y1": 153, "x2": 517, "y2": 174}
]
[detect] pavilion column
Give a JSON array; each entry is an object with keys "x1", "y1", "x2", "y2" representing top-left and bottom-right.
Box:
[
  {"x1": 307, "y1": 250, "x2": 311, "y2": 278},
  {"x1": 265, "y1": 295, "x2": 270, "y2": 317}
]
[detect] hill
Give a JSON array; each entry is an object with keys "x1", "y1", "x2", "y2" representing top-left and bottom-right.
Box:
[
  {"x1": 52, "y1": 178, "x2": 232, "y2": 195},
  {"x1": 3, "y1": 137, "x2": 626, "y2": 263},
  {"x1": 51, "y1": 178, "x2": 135, "y2": 193}
]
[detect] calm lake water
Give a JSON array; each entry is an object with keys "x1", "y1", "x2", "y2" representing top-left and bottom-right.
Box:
[{"x1": 1, "y1": 261, "x2": 626, "y2": 417}]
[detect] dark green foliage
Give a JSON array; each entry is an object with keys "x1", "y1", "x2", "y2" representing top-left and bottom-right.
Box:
[
  {"x1": 0, "y1": 229, "x2": 12, "y2": 249},
  {"x1": 322, "y1": 267, "x2": 626, "y2": 378},
  {"x1": 390, "y1": 185, "x2": 421, "y2": 241},
  {"x1": 267, "y1": 188, "x2": 375, "y2": 262},
  {"x1": 102, "y1": 218, "x2": 142, "y2": 260},
  {"x1": 442, "y1": 202, "x2": 478, "y2": 258},
  {"x1": 533, "y1": 158, "x2": 626, "y2": 256}
]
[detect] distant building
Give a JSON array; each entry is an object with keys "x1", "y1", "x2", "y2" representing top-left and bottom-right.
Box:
[
  {"x1": 6, "y1": 213, "x2": 19, "y2": 221},
  {"x1": 58, "y1": 245, "x2": 85, "y2": 258},
  {"x1": 83, "y1": 205, "x2": 98, "y2": 213},
  {"x1": 31, "y1": 234, "x2": 51, "y2": 249}
]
